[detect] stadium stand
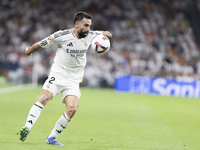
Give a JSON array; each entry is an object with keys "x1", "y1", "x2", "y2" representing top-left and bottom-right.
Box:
[{"x1": 1, "y1": 0, "x2": 200, "y2": 87}]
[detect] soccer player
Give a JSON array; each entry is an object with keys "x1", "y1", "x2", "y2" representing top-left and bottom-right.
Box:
[{"x1": 19, "y1": 11, "x2": 112, "y2": 146}]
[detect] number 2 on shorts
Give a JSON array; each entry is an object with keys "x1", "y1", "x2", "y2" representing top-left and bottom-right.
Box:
[{"x1": 49, "y1": 77, "x2": 55, "y2": 84}]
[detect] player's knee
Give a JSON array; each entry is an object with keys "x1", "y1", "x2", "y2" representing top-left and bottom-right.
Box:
[
  {"x1": 38, "y1": 92, "x2": 52, "y2": 106},
  {"x1": 68, "y1": 104, "x2": 77, "y2": 113}
]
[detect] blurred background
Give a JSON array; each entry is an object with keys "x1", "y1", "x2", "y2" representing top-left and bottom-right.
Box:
[{"x1": 1, "y1": 0, "x2": 200, "y2": 89}]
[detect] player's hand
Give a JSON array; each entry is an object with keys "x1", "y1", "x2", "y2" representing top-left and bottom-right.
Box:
[
  {"x1": 101, "y1": 31, "x2": 112, "y2": 39},
  {"x1": 25, "y1": 46, "x2": 32, "y2": 56}
]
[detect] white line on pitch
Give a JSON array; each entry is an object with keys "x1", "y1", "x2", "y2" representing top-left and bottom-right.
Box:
[{"x1": 0, "y1": 84, "x2": 37, "y2": 94}]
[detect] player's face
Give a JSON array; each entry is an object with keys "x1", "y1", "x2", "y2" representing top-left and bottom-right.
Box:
[{"x1": 77, "y1": 18, "x2": 92, "y2": 38}]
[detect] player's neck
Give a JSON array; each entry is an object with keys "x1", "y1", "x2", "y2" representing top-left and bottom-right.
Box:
[{"x1": 72, "y1": 28, "x2": 81, "y2": 39}]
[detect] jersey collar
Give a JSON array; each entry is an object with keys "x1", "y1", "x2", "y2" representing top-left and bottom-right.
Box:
[{"x1": 71, "y1": 28, "x2": 76, "y2": 38}]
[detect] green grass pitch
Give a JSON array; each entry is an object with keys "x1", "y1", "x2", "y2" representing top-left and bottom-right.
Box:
[{"x1": 0, "y1": 85, "x2": 200, "y2": 150}]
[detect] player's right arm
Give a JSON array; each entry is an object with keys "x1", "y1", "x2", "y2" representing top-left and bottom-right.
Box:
[
  {"x1": 25, "y1": 30, "x2": 63, "y2": 56},
  {"x1": 25, "y1": 43, "x2": 42, "y2": 56}
]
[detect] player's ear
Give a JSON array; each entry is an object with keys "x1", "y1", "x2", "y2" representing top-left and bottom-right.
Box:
[{"x1": 75, "y1": 21, "x2": 79, "y2": 28}]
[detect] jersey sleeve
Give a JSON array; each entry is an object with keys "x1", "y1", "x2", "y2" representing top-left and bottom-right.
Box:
[
  {"x1": 39, "y1": 30, "x2": 63, "y2": 48},
  {"x1": 89, "y1": 31, "x2": 102, "y2": 38}
]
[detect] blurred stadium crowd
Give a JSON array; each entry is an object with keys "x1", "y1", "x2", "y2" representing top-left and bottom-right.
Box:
[{"x1": 1, "y1": 0, "x2": 200, "y2": 88}]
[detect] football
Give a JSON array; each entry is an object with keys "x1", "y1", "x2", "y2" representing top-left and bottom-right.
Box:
[{"x1": 91, "y1": 34, "x2": 110, "y2": 54}]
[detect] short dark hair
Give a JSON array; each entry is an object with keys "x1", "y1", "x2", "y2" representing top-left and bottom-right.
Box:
[{"x1": 73, "y1": 11, "x2": 92, "y2": 25}]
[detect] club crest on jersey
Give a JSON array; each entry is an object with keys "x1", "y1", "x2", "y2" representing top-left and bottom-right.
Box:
[
  {"x1": 84, "y1": 41, "x2": 87, "y2": 47},
  {"x1": 47, "y1": 84, "x2": 50, "y2": 88}
]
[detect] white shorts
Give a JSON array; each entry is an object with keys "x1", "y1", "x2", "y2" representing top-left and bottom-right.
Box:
[{"x1": 43, "y1": 72, "x2": 81, "y2": 104}]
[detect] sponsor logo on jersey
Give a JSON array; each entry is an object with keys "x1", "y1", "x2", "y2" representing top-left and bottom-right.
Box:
[
  {"x1": 66, "y1": 48, "x2": 87, "y2": 58},
  {"x1": 89, "y1": 31, "x2": 101, "y2": 36},
  {"x1": 67, "y1": 42, "x2": 73, "y2": 47},
  {"x1": 40, "y1": 40, "x2": 48, "y2": 46},
  {"x1": 63, "y1": 30, "x2": 70, "y2": 35},
  {"x1": 54, "y1": 32, "x2": 62, "y2": 38},
  {"x1": 89, "y1": 31, "x2": 94, "y2": 35},
  {"x1": 54, "y1": 30, "x2": 70, "y2": 39}
]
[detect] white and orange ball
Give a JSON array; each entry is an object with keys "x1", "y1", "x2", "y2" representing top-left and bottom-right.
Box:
[{"x1": 91, "y1": 34, "x2": 110, "y2": 54}]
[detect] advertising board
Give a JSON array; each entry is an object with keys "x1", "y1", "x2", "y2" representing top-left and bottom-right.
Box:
[{"x1": 115, "y1": 76, "x2": 200, "y2": 98}]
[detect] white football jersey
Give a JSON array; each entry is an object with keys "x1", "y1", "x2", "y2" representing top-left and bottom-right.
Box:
[{"x1": 39, "y1": 28, "x2": 102, "y2": 83}]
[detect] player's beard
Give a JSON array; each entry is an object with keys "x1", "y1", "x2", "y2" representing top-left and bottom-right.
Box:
[{"x1": 78, "y1": 29, "x2": 89, "y2": 38}]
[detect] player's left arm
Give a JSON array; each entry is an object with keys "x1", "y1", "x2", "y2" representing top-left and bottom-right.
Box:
[{"x1": 101, "y1": 31, "x2": 112, "y2": 39}]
